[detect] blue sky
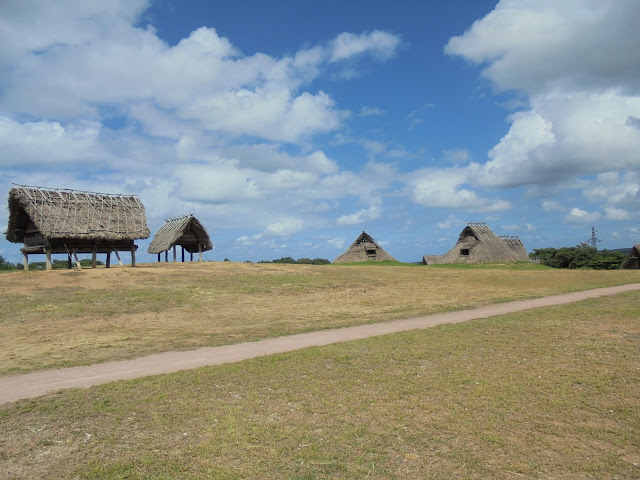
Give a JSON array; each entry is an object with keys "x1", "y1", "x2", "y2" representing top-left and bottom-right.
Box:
[{"x1": 1, "y1": 0, "x2": 639, "y2": 263}]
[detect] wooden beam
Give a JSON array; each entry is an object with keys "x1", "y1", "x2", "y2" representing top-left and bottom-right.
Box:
[
  {"x1": 190, "y1": 251, "x2": 193, "y2": 262},
  {"x1": 106, "y1": 251, "x2": 111, "y2": 269},
  {"x1": 92, "y1": 246, "x2": 97, "y2": 268},
  {"x1": 114, "y1": 250, "x2": 124, "y2": 266},
  {"x1": 45, "y1": 246, "x2": 52, "y2": 271},
  {"x1": 72, "y1": 248, "x2": 82, "y2": 270},
  {"x1": 158, "y1": 253, "x2": 161, "y2": 262},
  {"x1": 23, "y1": 251, "x2": 28, "y2": 271},
  {"x1": 173, "y1": 245, "x2": 177, "y2": 262},
  {"x1": 131, "y1": 246, "x2": 136, "y2": 267},
  {"x1": 182, "y1": 246, "x2": 185, "y2": 263},
  {"x1": 165, "y1": 250, "x2": 168, "y2": 262},
  {"x1": 67, "y1": 254, "x2": 72, "y2": 269}
]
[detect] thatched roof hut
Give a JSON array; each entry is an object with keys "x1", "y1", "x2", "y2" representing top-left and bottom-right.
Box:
[
  {"x1": 6, "y1": 185, "x2": 149, "y2": 269},
  {"x1": 620, "y1": 244, "x2": 640, "y2": 269},
  {"x1": 423, "y1": 223, "x2": 529, "y2": 265},
  {"x1": 148, "y1": 214, "x2": 212, "y2": 262},
  {"x1": 333, "y1": 231, "x2": 396, "y2": 263}
]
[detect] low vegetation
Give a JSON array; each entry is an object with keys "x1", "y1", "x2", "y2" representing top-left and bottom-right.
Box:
[
  {"x1": 259, "y1": 256, "x2": 331, "y2": 265},
  {"x1": 2, "y1": 291, "x2": 639, "y2": 479},
  {"x1": 531, "y1": 246, "x2": 627, "y2": 269}
]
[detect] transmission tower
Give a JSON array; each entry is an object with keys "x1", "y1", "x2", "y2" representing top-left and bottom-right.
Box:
[{"x1": 586, "y1": 226, "x2": 604, "y2": 249}]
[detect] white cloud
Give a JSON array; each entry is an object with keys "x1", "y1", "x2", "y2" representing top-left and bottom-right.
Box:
[
  {"x1": 330, "y1": 30, "x2": 400, "y2": 63},
  {"x1": 443, "y1": 148, "x2": 471, "y2": 164},
  {"x1": 408, "y1": 168, "x2": 510, "y2": 212},
  {"x1": 336, "y1": 205, "x2": 381, "y2": 225},
  {"x1": 565, "y1": 208, "x2": 601, "y2": 224},
  {"x1": 265, "y1": 218, "x2": 303, "y2": 237},
  {"x1": 446, "y1": 0, "x2": 640, "y2": 197},
  {"x1": 359, "y1": 106, "x2": 385, "y2": 117},
  {"x1": 604, "y1": 208, "x2": 630, "y2": 221},
  {"x1": 445, "y1": 0, "x2": 640, "y2": 95},
  {"x1": 0, "y1": 117, "x2": 105, "y2": 167},
  {"x1": 542, "y1": 200, "x2": 564, "y2": 212},
  {"x1": 328, "y1": 238, "x2": 346, "y2": 249},
  {"x1": 437, "y1": 214, "x2": 464, "y2": 230}
]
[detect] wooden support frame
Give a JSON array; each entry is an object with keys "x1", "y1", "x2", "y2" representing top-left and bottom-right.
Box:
[
  {"x1": 173, "y1": 245, "x2": 177, "y2": 262},
  {"x1": 71, "y1": 248, "x2": 82, "y2": 270},
  {"x1": 114, "y1": 250, "x2": 123, "y2": 266},
  {"x1": 45, "y1": 246, "x2": 52, "y2": 271},
  {"x1": 106, "y1": 251, "x2": 111, "y2": 268}
]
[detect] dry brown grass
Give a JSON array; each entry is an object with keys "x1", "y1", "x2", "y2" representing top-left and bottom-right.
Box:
[
  {"x1": 1, "y1": 261, "x2": 640, "y2": 375},
  {"x1": 1, "y1": 291, "x2": 638, "y2": 479}
]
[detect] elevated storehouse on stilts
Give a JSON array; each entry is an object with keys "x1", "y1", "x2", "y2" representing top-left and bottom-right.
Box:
[
  {"x1": 333, "y1": 231, "x2": 396, "y2": 263},
  {"x1": 147, "y1": 214, "x2": 213, "y2": 262},
  {"x1": 5, "y1": 186, "x2": 150, "y2": 270}
]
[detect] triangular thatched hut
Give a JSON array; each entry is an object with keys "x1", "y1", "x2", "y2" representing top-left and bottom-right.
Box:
[
  {"x1": 333, "y1": 231, "x2": 396, "y2": 263},
  {"x1": 620, "y1": 244, "x2": 640, "y2": 269},
  {"x1": 147, "y1": 214, "x2": 213, "y2": 262},
  {"x1": 423, "y1": 222, "x2": 529, "y2": 265},
  {"x1": 6, "y1": 185, "x2": 150, "y2": 270}
]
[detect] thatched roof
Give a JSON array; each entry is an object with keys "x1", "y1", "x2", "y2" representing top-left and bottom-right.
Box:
[
  {"x1": 147, "y1": 214, "x2": 213, "y2": 254},
  {"x1": 333, "y1": 231, "x2": 396, "y2": 263},
  {"x1": 6, "y1": 186, "x2": 150, "y2": 243},
  {"x1": 423, "y1": 223, "x2": 529, "y2": 264},
  {"x1": 620, "y1": 244, "x2": 640, "y2": 269}
]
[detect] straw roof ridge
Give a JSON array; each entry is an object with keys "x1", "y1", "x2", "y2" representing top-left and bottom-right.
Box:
[
  {"x1": 620, "y1": 243, "x2": 640, "y2": 269},
  {"x1": 333, "y1": 230, "x2": 397, "y2": 263},
  {"x1": 6, "y1": 185, "x2": 150, "y2": 243},
  {"x1": 423, "y1": 222, "x2": 529, "y2": 264},
  {"x1": 147, "y1": 213, "x2": 213, "y2": 254}
]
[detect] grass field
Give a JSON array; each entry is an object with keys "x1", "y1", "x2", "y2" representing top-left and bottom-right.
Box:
[
  {"x1": 1, "y1": 261, "x2": 640, "y2": 375},
  {"x1": 1, "y1": 290, "x2": 639, "y2": 479}
]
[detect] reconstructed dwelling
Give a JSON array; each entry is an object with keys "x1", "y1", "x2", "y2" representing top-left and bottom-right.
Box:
[
  {"x1": 6, "y1": 186, "x2": 150, "y2": 270},
  {"x1": 147, "y1": 214, "x2": 213, "y2": 262},
  {"x1": 333, "y1": 231, "x2": 397, "y2": 263},
  {"x1": 620, "y1": 244, "x2": 640, "y2": 269},
  {"x1": 422, "y1": 222, "x2": 529, "y2": 265}
]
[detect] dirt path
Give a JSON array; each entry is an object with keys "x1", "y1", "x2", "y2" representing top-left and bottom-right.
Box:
[{"x1": 2, "y1": 283, "x2": 640, "y2": 405}]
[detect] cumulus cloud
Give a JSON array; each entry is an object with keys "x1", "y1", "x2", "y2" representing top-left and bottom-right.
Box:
[
  {"x1": 446, "y1": 0, "x2": 640, "y2": 197},
  {"x1": 565, "y1": 208, "x2": 601, "y2": 224},
  {"x1": 329, "y1": 30, "x2": 400, "y2": 63},
  {"x1": 604, "y1": 208, "x2": 630, "y2": 221},
  {"x1": 408, "y1": 168, "x2": 510, "y2": 212},
  {"x1": 337, "y1": 204, "x2": 381, "y2": 225},
  {"x1": 0, "y1": 3, "x2": 400, "y2": 144},
  {"x1": 265, "y1": 218, "x2": 303, "y2": 237}
]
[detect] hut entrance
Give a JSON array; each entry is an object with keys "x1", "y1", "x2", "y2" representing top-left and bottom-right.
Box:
[{"x1": 460, "y1": 249, "x2": 470, "y2": 256}]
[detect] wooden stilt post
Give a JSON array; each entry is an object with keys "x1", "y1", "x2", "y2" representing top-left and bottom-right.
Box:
[
  {"x1": 198, "y1": 243, "x2": 202, "y2": 262},
  {"x1": 114, "y1": 250, "x2": 124, "y2": 266},
  {"x1": 67, "y1": 254, "x2": 72, "y2": 269},
  {"x1": 190, "y1": 251, "x2": 193, "y2": 262},
  {"x1": 131, "y1": 246, "x2": 136, "y2": 267},
  {"x1": 23, "y1": 251, "x2": 28, "y2": 271},
  {"x1": 182, "y1": 246, "x2": 185, "y2": 263},
  {"x1": 72, "y1": 248, "x2": 82, "y2": 270},
  {"x1": 173, "y1": 245, "x2": 177, "y2": 262},
  {"x1": 158, "y1": 253, "x2": 161, "y2": 262},
  {"x1": 45, "y1": 246, "x2": 52, "y2": 271},
  {"x1": 165, "y1": 250, "x2": 168, "y2": 262},
  {"x1": 106, "y1": 251, "x2": 111, "y2": 269},
  {"x1": 92, "y1": 246, "x2": 97, "y2": 268}
]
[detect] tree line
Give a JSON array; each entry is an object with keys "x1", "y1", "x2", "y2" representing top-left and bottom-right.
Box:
[{"x1": 530, "y1": 246, "x2": 626, "y2": 270}]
